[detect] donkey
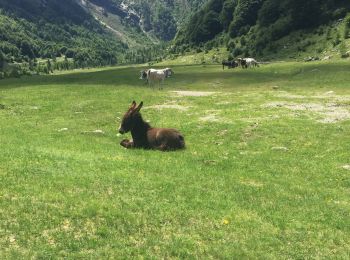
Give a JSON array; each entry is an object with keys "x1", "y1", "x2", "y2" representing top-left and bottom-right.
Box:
[{"x1": 118, "y1": 101, "x2": 185, "y2": 151}]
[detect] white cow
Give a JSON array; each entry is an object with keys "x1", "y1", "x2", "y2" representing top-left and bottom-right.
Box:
[
  {"x1": 140, "y1": 68, "x2": 174, "y2": 89},
  {"x1": 163, "y1": 68, "x2": 174, "y2": 78},
  {"x1": 147, "y1": 69, "x2": 167, "y2": 89},
  {"x1": 244, "y1": 58, "x2": 259, "y2": 68}
]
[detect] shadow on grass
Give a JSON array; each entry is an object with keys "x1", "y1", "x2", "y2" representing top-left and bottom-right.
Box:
[{"x1": 0, "y1": 63, "x2": 349, "y2": 90}]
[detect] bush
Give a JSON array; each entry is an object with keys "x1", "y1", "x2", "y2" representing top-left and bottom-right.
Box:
[
  {"x1": 339, "y1": 42, "x2": 349, "y2": 58},
  {"x1": 345, "y1": 14, "x2": 350, "y2": 28},
  {"x1": 8, "y1": 68, "x2": 21, "y2": 78},
  {"x1": 344, "y1": 14, "x2": 350, "y2": 39},
  {"x1": 240, "y1": 37, "x2": 246, "y2": 46},
  {"x1": 233, "y1": 47, "x2": 242, "y2": 57},
  {"x1": 344, "y1": 26, "x2": 350, "y2": 39},
  {"x1": 333, "y1": 8, "x2": 348, "y2": 19},
  {"x1": 333, "y1": 33, "x2": 341, "y2": 46},
  {"x1": 326, "y1": 28, "x2": 332, "y2": 40},
  {"x1": 227, "y1": 39, "x2": 236, "y2": 50},
  {"x1": 227, "y1": 53, "x2": 234, "y2": 61}
]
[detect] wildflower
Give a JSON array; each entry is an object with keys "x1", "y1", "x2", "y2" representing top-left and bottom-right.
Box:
[{"x1": 222, "y1": 219, "x2": 229, "y2": 225}]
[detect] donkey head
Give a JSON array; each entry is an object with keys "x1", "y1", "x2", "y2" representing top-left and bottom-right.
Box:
[{"x1": 118, "y1": 101, "x2": 143, "y2": 134}]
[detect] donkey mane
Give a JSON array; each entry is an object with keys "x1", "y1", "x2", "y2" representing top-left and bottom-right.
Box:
[{"x1": 129, "y1": 112, "x2": 151, "y2": 148}]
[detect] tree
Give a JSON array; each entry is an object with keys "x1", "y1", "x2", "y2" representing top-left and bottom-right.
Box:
[
  {"x1": 0, "y1": 50, "x2": 5, "y2": 71},
  {"x1": 220, "y1": 0, "x2": 237, "y2": 30}
]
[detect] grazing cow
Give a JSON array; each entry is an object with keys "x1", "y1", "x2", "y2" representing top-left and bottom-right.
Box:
[
  {"x1": 118, "y1": 101, "x2": 185, "y2": 151},
  {"x1": 140, "y1": 69, "x2": 148, "y2": 79},
  {"x1": 222, "y1": 60, "x2": 238, "y2": 70},
  {"x1": 163, "y1": 68, "x2": 174, "y2": 78},
  {"x1": 140, "y1": 68, "x2": 173, "y2": 88},
  {"x1": 146, "y1": 69, "x2": 168, "y2": 89},
  {"x1": 244, "y1": 58, "x2": 259, "y2": 68},
  {"x1": 237, "y1": 58, "x2": 247, "y2": 69}
]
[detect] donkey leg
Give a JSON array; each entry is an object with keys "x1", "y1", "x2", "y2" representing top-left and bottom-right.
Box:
[
  {"x1": 120, "y1": 139, "x2": 134, "y2": 149},
  {"x1": 156, "y1": 143, "x2": 168, "y2": 151}
]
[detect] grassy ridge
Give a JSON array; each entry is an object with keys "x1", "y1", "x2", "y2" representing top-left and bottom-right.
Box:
[{"x1": 0, "y1": 61, "x2": 350, "y2": 258}]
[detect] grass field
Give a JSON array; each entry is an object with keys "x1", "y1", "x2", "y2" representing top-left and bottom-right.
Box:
[{"x1": 0, "y1": 61, "x2": 350, "y2": 258}]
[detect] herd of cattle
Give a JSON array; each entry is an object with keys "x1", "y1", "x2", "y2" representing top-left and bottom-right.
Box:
[
  {"x1": 222, "y1": 58, "x2": 259, "y2": 69},
  {"x1": 139, "y1": 58, "x2": 260, "y2": 89}
]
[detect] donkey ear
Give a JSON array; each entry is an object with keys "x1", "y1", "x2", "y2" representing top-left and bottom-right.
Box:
[
  {"x1": 129, "y1": 101, "x2": 136, "y2": 109},
  {"x1": 135, "y1": 101, "x2": 143, "y2": 112}
]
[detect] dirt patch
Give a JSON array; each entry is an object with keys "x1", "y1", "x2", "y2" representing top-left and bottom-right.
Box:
[
  {"x1": 263, "y1": 101, "x2": 350, "y2": 123},
  {"x1": 271, "y1": 146, "x2": 289, "y2": 152},
  {"x1": 171, "y1": 91, "x2": 218, "y2": 97},
  {"x1": 313, "y1": 94, "x2": 350, "y2": 102},
  {"x1": 216, "y1": 101, "x2": 232, "y2": 105},
  {"x1": 240, "y1": 179, "x2": 264, "y2": 188},
  {"x1": 146, "y1": 104, "x2": 189, "y2": 111},
  {"x1": 274, "y1": 92, "x2": 307, "y2": 99},
  {"x1": 342, "y1": 165, "x2": 350, "y2": 171},
  {"x1": 264, "y1": 102, "x2": 324, "y2": 111},
  {"x1": 274, "y1": 91, "x2": 350, "y2": 102},
  {"x1": 199, "y1": 114, "x2": 221, "y2": 122},
  {"x1": 81, "y1": 129, "x2": 105, "y2": 135}
]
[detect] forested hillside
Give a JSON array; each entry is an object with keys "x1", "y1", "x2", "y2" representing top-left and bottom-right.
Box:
[
  {"x1": 0, "y1": 0, "x2": 131, "y2": 78},
  {"x1": 80, "y1": 0, "x2": 207, "y2": 43},
  {"x1": 174, "y1": 0, "x2": 350, "y2": 59},
  {"x1": 2, "y1": 0, "x2": 349, "y2": 79},
  {"x1": 0, "y1": 0, "x2": 207, "y2": 78}
]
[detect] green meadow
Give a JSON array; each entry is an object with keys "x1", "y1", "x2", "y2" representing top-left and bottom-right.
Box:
[{"x1": 0, "y1": 61, "x2": 350, "y2": 258}]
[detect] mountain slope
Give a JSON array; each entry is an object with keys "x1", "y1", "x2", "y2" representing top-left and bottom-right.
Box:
[
  {"x1": 79, "y1": 0, "x2": 208, "y2": 44},
  {"x1": 0, "y1": 0, "x2": 127, "y2": 70},
  {"x1": 0, "y1": 0, "x2": 208, "y2": 75},
  {"x1": 174, "y1": 0, "x2": 350, "y2": 60}
]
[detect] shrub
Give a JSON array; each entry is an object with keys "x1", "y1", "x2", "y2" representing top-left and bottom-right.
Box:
[
  {"x1": 344, "y1": 14, "x2": 350, "y2": 39},
  {"x1": 326, "y1": 28, "x2": 332, "y2": 40},
  {"x1": 333, "y1": 8, "x2": 348, "y2": 19},
  {"x1": 333, "y1": 33, "x2": 341, "y2": 46},
  {"x1": 227, "y1": 39, "x2": 236, "y2": 50},
  {"x1": 227, "y1": 53, "x2": 234, "y2": 61},
  {"x1": 232, "y1": 47, "x2": 242, "y2": 57},
  {"x1": 240, "y1": 37, "x2": 247, "y2": 46},
  {"x1": 345, "y1": 14, "x2": 350, "y2": 28},
  {"x1": 243, "y1": 48, "x2": 250, "y2": 57},
  {"x1": 339, "y1": 42, "x2": 349, "y2": 58},
  {"x1": 9, "y1": 68, "x2": 21, "y2": 78},
  {"x1": 344, "y1": 26, "x2": 350, "y2": 39}
]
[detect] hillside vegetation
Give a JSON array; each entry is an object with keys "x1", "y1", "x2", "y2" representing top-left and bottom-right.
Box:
[
  {"x1": 79, "y1": 0, "x2": 208, "y2": 44},
  {"x1": 0, "y1": 0, "x2": 129, "y2": 77},
  {"x1": 0, "y1": 0, "x2": 208, "y2": 78},
  {"x1": 174, "y1": 0, "x2": 350, "y2": 59}
]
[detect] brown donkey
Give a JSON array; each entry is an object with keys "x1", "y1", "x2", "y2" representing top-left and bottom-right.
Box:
[{"x1": 118, "y1": 101, "x2": 185, "y2": 151}]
